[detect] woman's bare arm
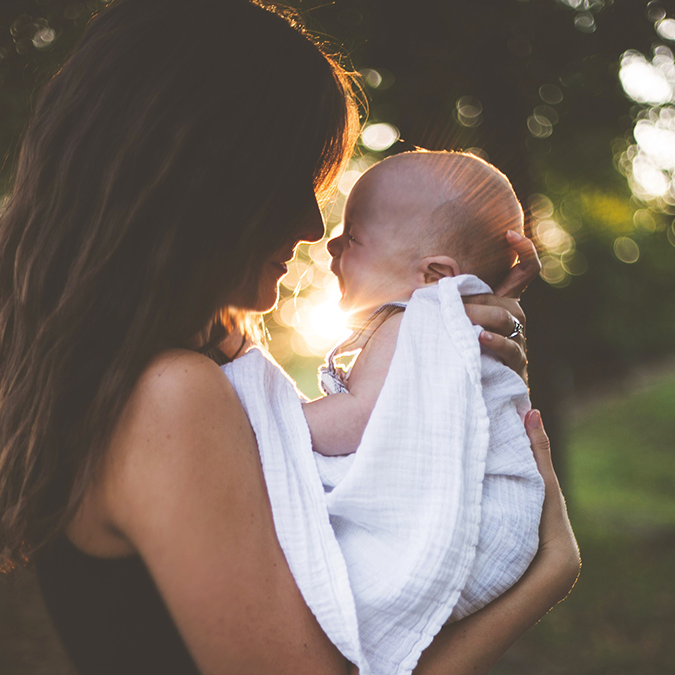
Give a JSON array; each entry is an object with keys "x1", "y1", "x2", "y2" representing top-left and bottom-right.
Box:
[{"x1": 100, "y1": 350, "x2": 352, "y2": 675}]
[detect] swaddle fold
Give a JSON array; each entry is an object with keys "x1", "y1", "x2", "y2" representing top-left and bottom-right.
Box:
[{"x1": 222, "y1": 274, "x2": 544, "y2": 675}]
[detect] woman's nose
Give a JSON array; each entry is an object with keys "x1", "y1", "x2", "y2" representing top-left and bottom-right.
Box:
[{"x1": 294, "y1": 197, "x2": 325, "y2": 244}]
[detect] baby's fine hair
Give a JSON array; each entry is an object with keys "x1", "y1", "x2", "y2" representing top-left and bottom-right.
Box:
[{"x1": 386, "y1": 150, "x2": 524, "y2": 289}]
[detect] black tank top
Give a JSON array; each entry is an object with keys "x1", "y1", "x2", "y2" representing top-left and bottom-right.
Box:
[{"x1": 35, "y1": 533, "x2": 200, "y2": 675}]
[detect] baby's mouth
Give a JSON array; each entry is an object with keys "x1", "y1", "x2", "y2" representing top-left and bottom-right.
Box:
[{"x1": 330, "y1": 264, "x2": 344, "y2": 295}]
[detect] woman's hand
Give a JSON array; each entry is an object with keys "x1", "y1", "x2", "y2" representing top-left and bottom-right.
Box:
[{"x1": 463, "y1": 231, "x2": 541, "y2": 383}]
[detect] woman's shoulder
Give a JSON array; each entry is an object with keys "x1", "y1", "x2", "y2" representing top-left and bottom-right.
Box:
[
  {"x1": 109, "y1": 347, "x2": 244, "y2": 478},
  {"x1": 111, "y1": 348, "x2": 238, "y2": 454},
  {"x1": 122, "y1": 347, "x2": 244, "y2": 430},
  {"x1": 80, "y1": 348, "x2": 250, "y2": 552},
  {"x1": 133, "y1": 347, "x2": 230, "y2": 405}
]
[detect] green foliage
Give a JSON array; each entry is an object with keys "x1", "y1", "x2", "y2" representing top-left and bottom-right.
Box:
[{"x1": 570, "y1": 370, "x2": 675, "y2": 528}]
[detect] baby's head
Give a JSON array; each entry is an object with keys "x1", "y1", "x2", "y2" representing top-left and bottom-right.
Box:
[{"x1": 327, "y1": 150, "x2": 524, "y2": 314}]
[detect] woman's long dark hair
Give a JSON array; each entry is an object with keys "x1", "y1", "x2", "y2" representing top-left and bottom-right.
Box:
[{"x1": 0, "y1": 0, "x2": 360, "y2": 569}]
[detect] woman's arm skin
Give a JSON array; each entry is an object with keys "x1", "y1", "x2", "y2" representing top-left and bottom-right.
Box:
[
  {"x1": 94, "y1": 350, "x2": 353, "y2": 675},
  {"x1": 347, "y1": 411, "x2": 580, "y2": 675}
]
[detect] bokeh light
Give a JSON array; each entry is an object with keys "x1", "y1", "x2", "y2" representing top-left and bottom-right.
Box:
[
  {"x1": 527, "y1": 192, "x2": 589, "y2": 287},
  {"x1": 358, "y1": 67, "x2": 395, "y2": 91},
  {"x1": 539, "y1": 83, "x2": 564, "y2": 105},
  {"x1": 618, "y1": 50, "x2": 673, "y2": 105},
  {"x1": 361, "y1": 123, "x2": 400, "y2": 152},
  {"x1": 668, "y1": 221, "x2": 675, "y2": 246},
  {"x1": 617, "y1": 46, "x2": 675, "y2": 210},
  {"x1": 527, "y1": 114, "x2": 553, "y2": 138},
  {"x1": 613, "y1": 236, "x2": 640, "y2": 263},
  {"x1": 574, "y1": 12, "x2": 596, "y2": 34},
  {"x1": 558, "y1": 0, "x2": 606, "y2": 33},
  {"x1": 360, "y1": 68, "x2": 383, "y2": 88},
  {"x1": 268, "y1": 170, "x2": 368, "y2": 360},
  {"x1": 32, "y1": 26, "x2": 56, "y2": 50},
  {"x1": 269, "y1": 240, "x2": 351, "y2": 359},
  {"x1": 456, "y1": 96, "x2": 483, "y2": 127},
  {"x1": 656, "y1": 18, "x2": 675, "y2": 41},
  {"x1": 647, "y1": 1, "x2": 667, "y2": 23}
]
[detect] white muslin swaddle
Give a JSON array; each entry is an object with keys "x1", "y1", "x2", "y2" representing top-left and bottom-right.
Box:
[{"x1": 221, "y1": 274, "x2": 544, "y2": 675}]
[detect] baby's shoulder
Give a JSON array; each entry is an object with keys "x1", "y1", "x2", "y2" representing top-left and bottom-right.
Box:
[
  {"x1": 351, "y1": 310, "x2": 403, "y2": 376},
  {"x1": 364, "y1": 310, "x2": 404, "y2": 349}
]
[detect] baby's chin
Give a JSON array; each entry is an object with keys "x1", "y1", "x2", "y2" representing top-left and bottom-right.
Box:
[{"x1": 336, "y1": 295, "x2": 355, "y2": 313}]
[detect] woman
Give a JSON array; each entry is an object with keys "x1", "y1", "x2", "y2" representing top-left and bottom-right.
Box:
[{"x1": 0, "y1": 1, "x2": 580, "y2": 673}]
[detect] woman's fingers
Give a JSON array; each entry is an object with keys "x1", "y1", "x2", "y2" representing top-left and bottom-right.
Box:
[
  {"x1": 493, "y1": 231, "x2": 541, "y2": 299},
  {"x1": 524, "y1": 410, "x2": 556, "y2": 489},
  {"x1": 464, "y1": 299, "x2": 528, "y2": 382},
  {"x1": 479, "y1": 331, "x2": 527, "y2": 382},
  {"x1": 463, "y1": 299, "x2": 526, "y2": 334}
]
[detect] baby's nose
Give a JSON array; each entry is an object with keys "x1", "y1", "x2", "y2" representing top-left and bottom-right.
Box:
[{"x1": 326, "y1": 235, "x2": 342, "y2": 258}]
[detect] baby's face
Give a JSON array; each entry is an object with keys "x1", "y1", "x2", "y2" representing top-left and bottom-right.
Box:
[{"x1": 326, "y1": 171, "x2": 424, "y2": 315}]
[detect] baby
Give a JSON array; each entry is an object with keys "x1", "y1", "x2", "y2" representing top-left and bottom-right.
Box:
[
  {"x1": 303, "y1": 150, "x2": 526, "y2": 455},
  {"x1": 219, "y1": 150, "x2": 544, "y2": 673},
  {"x1": 299, "y1": 150, "x2": 544, "y2": 643}
]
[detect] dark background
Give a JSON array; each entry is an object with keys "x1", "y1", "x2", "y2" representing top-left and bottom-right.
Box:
[{"x1": 0, "y1": 1, "x2": 673, "y2": 673}]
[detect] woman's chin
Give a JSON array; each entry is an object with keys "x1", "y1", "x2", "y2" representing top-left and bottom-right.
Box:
[{"x1": 252, "y1": 284, "x2": 281, "y2": 314}]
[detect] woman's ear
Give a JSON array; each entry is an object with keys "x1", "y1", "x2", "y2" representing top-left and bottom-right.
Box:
[{"x1": 421, "y1": 255, "x2": 460, "y2": 284}]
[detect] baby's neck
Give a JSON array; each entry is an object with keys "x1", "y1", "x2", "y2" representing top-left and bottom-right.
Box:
[{"x1": 348, "y1": 294, "x2": 413, "y2": 328}]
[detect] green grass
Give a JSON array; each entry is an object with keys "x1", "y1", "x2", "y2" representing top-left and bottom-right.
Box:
[{"x1": 569, "y1": 375, "x2": 675, "y2": 531}]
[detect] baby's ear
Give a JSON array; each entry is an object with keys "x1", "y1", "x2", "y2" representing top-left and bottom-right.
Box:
[{"x1": 421, "y1": 255, "x2": 460, "y2": 284}]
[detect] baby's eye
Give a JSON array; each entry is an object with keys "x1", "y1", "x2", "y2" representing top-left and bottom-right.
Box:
[{"x1": 347, "y1": 234, "x2": 357, "y2": 244}]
